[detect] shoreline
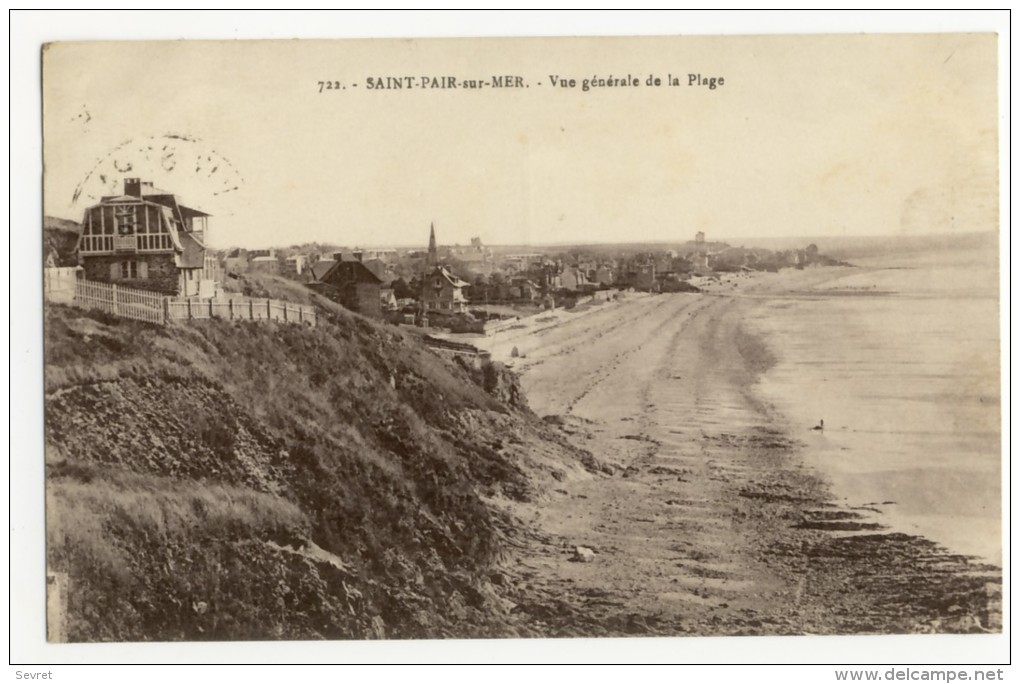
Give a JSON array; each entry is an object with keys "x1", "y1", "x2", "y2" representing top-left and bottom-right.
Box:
[
  {"x1": 496, "y1": 271, "x2": 1000, "y2": 636},
  {"x1": 744, "y1": 258, "x2": 1001, "y2": 567}
]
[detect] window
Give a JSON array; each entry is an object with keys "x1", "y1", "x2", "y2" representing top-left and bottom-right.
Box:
[
  {"x1": 114, "y1": 205, "x2": 137, "y2": 236},
  {"x1": 81, "y1": 208, "x2": 114, "y2": 252},
  {"x1": 111, "y1": 260, "x2": 148, "y2": 280}
]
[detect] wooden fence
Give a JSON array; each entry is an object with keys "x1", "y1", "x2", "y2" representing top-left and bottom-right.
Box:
[
  {"x1": 69, "y1": 278, "x2": 316, "y2": 327},
  {"x1": 166, "y1": 296, "x2": 317, "y2": 326},
  {"x1": 44, "y1": 267, "x2": 80, "y2": 305},
  {"x1": 73, "y1": 278, "x2": 167, "y2": 324},
  {"x1": 483, "y1": 318, "x2": 526, "y2": 335}
]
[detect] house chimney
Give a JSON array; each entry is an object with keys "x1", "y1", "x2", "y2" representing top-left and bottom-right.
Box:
[
  {"x1": 124, "y1": 178, "x2": 142, "y2": 197},
  {"x1": 352, "y1": 249, "x2": 364, "y2": 262}
]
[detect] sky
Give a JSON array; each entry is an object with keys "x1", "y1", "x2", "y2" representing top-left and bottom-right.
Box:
[{"x1": 42, "y1": 32, "x2": 998, "y2": 250}]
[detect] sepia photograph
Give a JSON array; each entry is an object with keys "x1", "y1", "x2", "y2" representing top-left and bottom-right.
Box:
[{"x1": 15, "y1": 11, "x2": 1009, "y2": 670}]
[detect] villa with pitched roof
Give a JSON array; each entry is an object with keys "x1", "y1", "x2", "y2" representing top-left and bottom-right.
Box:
[
  {"x1": 420, "y1": 224, "x2": 469, "y2": 313},
  {"x1": 76, "y1": 178, "x2": 211, "y2": 296}
]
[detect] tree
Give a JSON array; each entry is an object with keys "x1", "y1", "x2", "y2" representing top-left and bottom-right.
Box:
[{"x1": 391, "y1": 277, "x2": 415, "y2": 299}]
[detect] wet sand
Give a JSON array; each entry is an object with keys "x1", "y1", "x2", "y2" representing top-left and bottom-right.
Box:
[
  {"x1": 485, "y1": 272, "x2": 1000, "y2": 636},
  {"x1": 743, "y1": 255, "x2": 1001, "y2": 566}
]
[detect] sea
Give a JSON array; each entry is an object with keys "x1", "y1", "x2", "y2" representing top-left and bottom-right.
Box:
[{"x1": 744, "y1": 237, "x2": 1002, "y2": 565}]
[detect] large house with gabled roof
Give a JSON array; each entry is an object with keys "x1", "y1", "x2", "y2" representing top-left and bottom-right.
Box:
[
  {"x1": 421, "y1": 266, "x2": 470, "y2": 313},
  {"x1": 307, "y1": 256, "x2": 383, "y2": 318},
  {"x1": 419, "y1": 223, "x2": 469, "y2": 314},
  {"x1": 75, "y1": 178, "x2": 211, "y2": 296}
]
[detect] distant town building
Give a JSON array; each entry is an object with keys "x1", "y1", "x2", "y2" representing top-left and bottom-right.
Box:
[
  {"x1": 361, "y1": 247, "x2": 398, "y2": 261},
  {"x1": 249, "y1": 255, "x2": 279, "y2": 274},
  {"x1": 511, "y1": 277, "x2": 540, "y2": 301},
  {"x1": 628, "y1": 263, "x2": 657, "y2": 291},
  {"x1": 223, "y1": 248, "x2": 248, "y2": 274},
  {"x1": 691, "y1": 232, "x2": 711, "y2": 273},
  {"x1": 530, "y1": 262, "x2": 561, "y2": 291},
  {"x1": 593, "y1": 265, "x2": 614, "y2": 286},
  {"x1": 559, "y1": 265, "x2": 589, "y2": 291},
  {"x1": 379, "y1": 288, "x2": 398, "y2": 311},
  {"x1": 282, "y1": 254, "x2": 306, "y2": 278},
  {"x1": 502, "y1": 253, "x2": 543, "y2": 267}
]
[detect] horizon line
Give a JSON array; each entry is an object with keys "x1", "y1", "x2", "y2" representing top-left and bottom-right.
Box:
[{"x1": 43, "y1": 213, "x2": 996, "y2": 251}]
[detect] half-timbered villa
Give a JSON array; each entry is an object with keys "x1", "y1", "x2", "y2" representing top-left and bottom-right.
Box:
[{"x1": 76, "y1": 178, "x2": 211, "y2": 296}]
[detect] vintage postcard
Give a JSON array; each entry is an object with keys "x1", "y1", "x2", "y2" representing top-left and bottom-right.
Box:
[{"x1": 35, "y1": 29, "x2": 1003, "y2": 662}]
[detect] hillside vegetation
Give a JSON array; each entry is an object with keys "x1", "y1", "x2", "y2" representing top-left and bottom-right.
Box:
[
  {"x1": 45, "y1": 279, "x2": 593, "y2": 640},
  {"x1": 44, "y1": 216, "x2": 81, "y2": 267}
]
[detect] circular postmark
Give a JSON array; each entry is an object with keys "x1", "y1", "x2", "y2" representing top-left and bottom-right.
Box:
[{"x1": 70, "y1": 133, "x2": 245, "y2": 217}]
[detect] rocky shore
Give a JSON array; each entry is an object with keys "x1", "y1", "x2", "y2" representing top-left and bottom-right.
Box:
[{"x1": 488, "y1": 281, "x2": 1000, "y2": 636}]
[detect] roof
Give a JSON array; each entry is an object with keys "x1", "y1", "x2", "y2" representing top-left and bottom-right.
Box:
[
  {"x1": 318, "y1": 260, "x2": 383, "y2": 286},
  {"x1": 96, "y1": 183, "x2": 210, "y2": 223},
  {"x1": 178, "y1": 204, "x2": 211, "y2": 219},
  {"x1": 176, "y1": 231, "x2": 206, "y2": 269},
  {"x1": 429, "y1": 266, "x2": 469, "y2": 288},
  {"x1": 310, "y1": 260, "x2": 336, "y2": 281},
  {"x1": 361, "y1": 258, "x2": 389, "y2": 280},
  {"x1": 140, "y1": 183, "x2": 174, "y2": 195}
]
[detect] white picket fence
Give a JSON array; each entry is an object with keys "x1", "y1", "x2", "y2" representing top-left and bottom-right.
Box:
[
  {"x1": 166, "y1": 296, "x2": 317, "y2": 326},
  {"x1": 73, "y1": 278, "x2": 167, "y2": 324},
  {"x1": 67, "y1": 278, "x2": 316, "y2": 327}
]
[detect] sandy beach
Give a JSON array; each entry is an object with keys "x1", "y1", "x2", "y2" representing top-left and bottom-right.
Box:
[{"x1": 473, "y1": 265, "x2": 1001, "y2": 636}]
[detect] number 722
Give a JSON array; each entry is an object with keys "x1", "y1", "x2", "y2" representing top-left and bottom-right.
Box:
[{"x1": 318, "y1": 81, "x2": 343, "y2": 92}]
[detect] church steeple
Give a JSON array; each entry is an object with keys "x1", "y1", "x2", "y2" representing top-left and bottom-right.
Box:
[{"x1": 427, "y1": 222, "x2": 438, "y2": 267}]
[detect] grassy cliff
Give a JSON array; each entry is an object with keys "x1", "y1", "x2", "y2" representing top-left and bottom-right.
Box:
[{"x1": 44, "y1": 280, "x2": 589, "y2": 641}]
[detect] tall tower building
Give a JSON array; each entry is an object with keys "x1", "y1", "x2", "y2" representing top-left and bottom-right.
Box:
[{"x1": 427, "y1": 222, "x2": 438, "y2": 267}]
